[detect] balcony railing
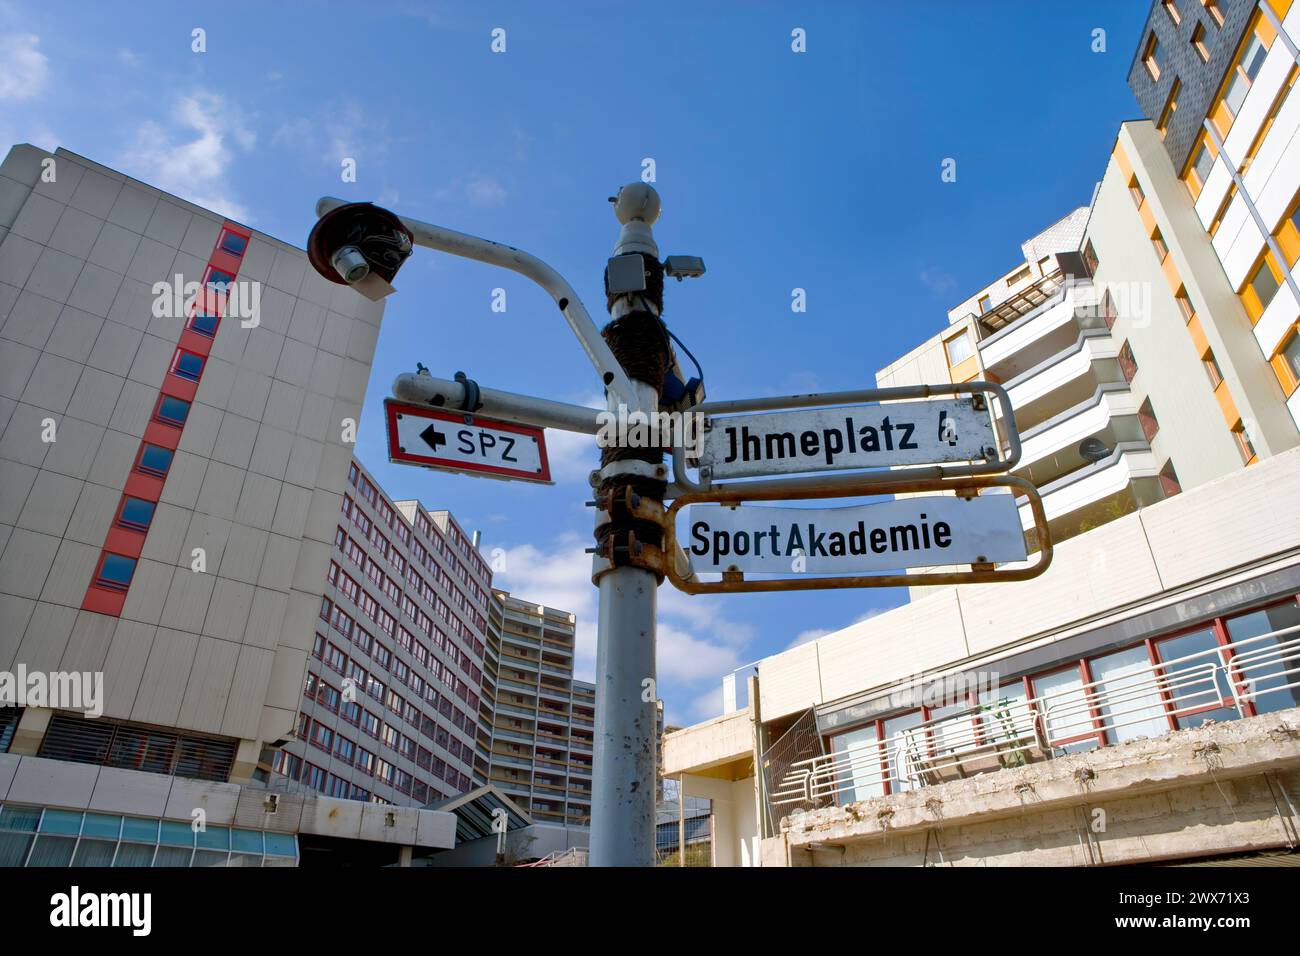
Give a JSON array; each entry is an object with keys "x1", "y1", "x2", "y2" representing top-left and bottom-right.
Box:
[{"x1": 770, "y1": 624, "x2": 1300, "y2": 819}]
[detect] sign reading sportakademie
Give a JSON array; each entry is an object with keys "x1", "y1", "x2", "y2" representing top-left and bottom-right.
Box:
[{"x1": 687, "y1": 493, "x2": 1026, "y2": 574}]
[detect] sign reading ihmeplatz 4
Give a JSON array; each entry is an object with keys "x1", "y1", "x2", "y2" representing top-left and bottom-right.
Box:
[
  {"x1": 686, "y1": 493, "x2": 1026, "y2": 574},
  {"x1": 699, "y1": 399, "x2": 995, "y2": 479}
]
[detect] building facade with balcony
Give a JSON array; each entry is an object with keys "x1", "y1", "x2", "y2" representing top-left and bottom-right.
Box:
[
  {"x1": 663, "y1": 447, "x2": 1300, "y2": 866},
  {"x1": 1130, "y1": 0, "x2": 1300, "y2": 432},
  {"x1": 661, "y1": 7, "x2": 1300, "y2": 859},
  {"x1": 476, "y1": 589, "x2": 593, "y2": 828}
]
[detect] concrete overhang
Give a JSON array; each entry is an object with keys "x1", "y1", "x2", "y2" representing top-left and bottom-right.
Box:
[{"x1": 662, "y1": 708, "x2": 753, "y2": 780}]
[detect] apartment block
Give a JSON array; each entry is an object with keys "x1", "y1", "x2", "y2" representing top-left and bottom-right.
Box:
[
  {"x1": 876, "y1": 207, "x2": 1163, "y2": 561},
  {"x1": 270, "y1": 457, "x2": 492, "y2": 807},
  {"x1": 0, "y1": 144, "x2": 461, "y2": 864},
  {"x1": 659, "y1": 4, "x2": 1300, "y2": 866},
  {"x1": 477, "y1": 589, "x2": 593, "y2": 826},
  {"x1": 1131, "y1": 0, "x2": 1300, "y2": 431}
]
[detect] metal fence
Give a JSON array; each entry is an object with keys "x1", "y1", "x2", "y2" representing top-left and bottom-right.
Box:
[
  {"x1": 769, "y1": 622, "x2": 1300, "y2": 823},
  {"x1": 759, "y1": 708, "x2": 825, "y2": 817}
]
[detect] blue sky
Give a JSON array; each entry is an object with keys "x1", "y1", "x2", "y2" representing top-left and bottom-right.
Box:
[{"x1": 1, "y1": 0, "x2": 1151, "y2": 724}]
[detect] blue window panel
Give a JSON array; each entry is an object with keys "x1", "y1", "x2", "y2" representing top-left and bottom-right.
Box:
[
  {"x1": 219, "y1": 232, "x2": 247, "y2": 256},
  {"x1": 38, "y1": 809, "x2": 83, "y2": 835},
  {"x1": 158, "y1": 821, "x2": 194, "y2": 847},
  {"x1": 263, "y1": 832, "x2": 297, "y2": 857},
  {"x1": 138, "y1": 444, "x2": 173, "y2": 476},
  {"x1": 191, "y1": 312, "x2": 218, "y2": 336},
  {"x1": 174, "y1": 352, "x2": 204, "y2": 382},
  {"x1": 118, "y1": 497, "x2": 155, "y2": 531},
  {"x1": 195, "y1": 825, "x2": 229, "y2": 850},
  {"x1": 231, "y1": 829, "x2": 263, "y2": 853},
  {"x1": 207, "y1": 269, "x2": 235, "y2": 292},
  {"x1": 81, "y1": 813, "x2": 123, "y2": 839},
  {"x1": 97, "y1": 554, "x2": 137, "y2": 590},
  {"x1": 120, "y1": 817, "x2": 159, "y2": 843},
  {"x1": 157, "y1": 396, "x2": 190, "y2": 426}
]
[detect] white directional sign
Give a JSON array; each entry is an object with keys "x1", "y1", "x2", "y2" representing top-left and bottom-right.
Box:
[
  {"x1": 685, "y1": 493, "x2": 1026, "y2": 574},
  {"x1": 385, "y1": 400, "x2": 552, "y2": 484},
  {"x1": 699, "y1": 399, "x2": 996, "y2": 480}
]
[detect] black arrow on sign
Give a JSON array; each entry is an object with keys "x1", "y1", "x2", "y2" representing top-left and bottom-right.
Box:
[{"x1": 420, "y1": 423, "x2": 448, "y2": 452}]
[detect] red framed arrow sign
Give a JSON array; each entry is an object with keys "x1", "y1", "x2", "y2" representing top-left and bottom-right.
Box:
[{"x1": 384, "y1": 400, "x2": 552, "y2": 484}]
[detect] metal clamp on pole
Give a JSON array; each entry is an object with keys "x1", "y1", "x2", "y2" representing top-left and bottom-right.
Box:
[{"x1": 588, "y1": 486, "x2": 668, "y2": 584}]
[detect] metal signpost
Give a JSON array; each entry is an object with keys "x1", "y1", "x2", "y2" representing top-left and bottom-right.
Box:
[
  {"x1": 384, "y1": 400, "x2": 552, "y2": 484},
  {"x1": 304, "y1": 182, "x2": 1052, "y2": 868}
]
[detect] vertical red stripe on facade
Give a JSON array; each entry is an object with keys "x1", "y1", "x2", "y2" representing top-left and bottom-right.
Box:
[{"x1": 81, "y1": 221, "x2": 253, "y2": 616}]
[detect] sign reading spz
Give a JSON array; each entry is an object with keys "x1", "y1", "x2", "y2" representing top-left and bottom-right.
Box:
[
  {"x1": 687, "y1": 493, "x2": 1026, "y2": 574},
  {"x1": 384, "y1": 400, "x2": 552, "y2": 484},
  {"x1": 700, "y1": 399, "x2": 995, "y2": 479}
]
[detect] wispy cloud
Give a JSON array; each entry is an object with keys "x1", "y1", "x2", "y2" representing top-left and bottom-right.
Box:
[
  {"x1": 118, "y1": 91, "x2": 256, "y2": 221},
  {"x1": 272, "y1": 99, "x2": 391, "y2": 170},
  {"x1": 919, "y1": 266, "x2": 957, "y2": 297},
  {"x1": 117, "y1": 48, "x2": 141, "y2": 68},
  {"x1": 786, "y1": 627, "x2": 832, "y2": 650},
  {"x1": 0, "y1": 33, "x2": 48, "y2": 100},
  {"x1": 435, "y1": 172, "x2": 509, "y2": 207}
]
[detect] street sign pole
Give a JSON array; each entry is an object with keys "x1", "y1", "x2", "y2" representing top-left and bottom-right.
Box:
[{"x1": 590, "y1": 185, "x2": 669, "y2": 868}]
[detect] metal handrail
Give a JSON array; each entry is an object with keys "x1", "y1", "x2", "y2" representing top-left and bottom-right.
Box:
[{"x1": 771, "y1": 623, "x2": 1300, "y2": 813}]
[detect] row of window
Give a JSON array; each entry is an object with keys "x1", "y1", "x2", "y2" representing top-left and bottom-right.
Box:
[
  {"x1": 84, "y1": 224, "x2": 250, "y2": 608},
  {"x1": 296, "y1": 672, "x2": 474, "y2": 795},
  {"x1": 347, "y1": 463, "x2": 492, "y2": 587},
  {"x1": 314, "y1": 600, "x2": 479, "y2": 751},
  {"x1": 328, "y1": 542, "x2": 484, "y2": 698},
  {"x1": 830, "y1": 596, "x2": 1300, "y2": 801},
  {"x1": 291, "y1": 712, "x2": 454, "y2": 803}
]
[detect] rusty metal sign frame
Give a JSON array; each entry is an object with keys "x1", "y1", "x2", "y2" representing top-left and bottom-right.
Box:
[
  {"x1": 672, "y1": 380, "x2": 1021, "y2": 494},
  {"x1": 662, "y1": 472, "x2": 1052, "y2": 595}
]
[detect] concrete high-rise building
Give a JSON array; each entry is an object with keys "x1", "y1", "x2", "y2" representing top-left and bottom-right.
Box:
[
  {"x1": 659, "y1": 6, "x2": 1300, "y2": 866},
  {"x1": 477, "y1": 589, "x2": 593, "y2": 826},
  {"x1": 0, "y1": 145, "x2": 458, "y2": 864},
  {"x1": 270, "y1": 456, "x2": 492, "y2": 807},
  {"x1": 1128, "y1": 0, "x2": 1300, "y2": 432}
]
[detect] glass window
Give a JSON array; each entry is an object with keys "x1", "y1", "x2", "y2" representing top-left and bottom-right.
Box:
[
  {"x1": 882, "y1": 710, "x2": 925, "y2": 792},
  {"x1": 1089, "y1": 645, "x2": 1168, "y2": 744},
  {"x1": 219, "y1": 231, "x2": 247, "y2": 256},
  {"x1": 1224, "y1": 35, "x2": 1267, "y2": 115},
  {"x1": 156, "y1": 396, "x2": 191, "y2": 426},
  {"x1": 978, "y1": 681, "x2": 1034, "y2": 744},
  {"x1": 1193, "y1": 144, "x2": 1214, "y2": 184},
  {"x1": 1225, "y1": 600, "x2": 1300, "y2": 715},
  {"x1": 977, "y1": 294, "x2": 991, "y2": 315},
  {"x1": 190, "y1": 311, "x2": 218, "y2": 336},
  {"x1": 944, "y1": 331, "x2": 974, "y2": 366},
  {"x1": 206, "y1": 269, "x2": 235, "y2": 293},
  {"x1": 1156, "y1": 627, "x2": 1237, "y2": 728},
  {"x1": 173, "y1": 350, "x2": 204, "y2": 382},
  {"x1": 96, "y1": 553, "x2": 137, "y2": 590},
  {"x1": 137, "y1": 443, "x2": 173, "y2": 477},
  {"x1": 118, "y1": 496, "x2": 156, "y2": 531},
  {"x1": 1283, "y1": 331, "x2": 1300, "y2": 384},
  {"x1": 1033, "y1": 666, "x2": 1098, "y2": 751},
  {"x1": 1248, "y1": 258, "x2": 1280, "y2": 314}
]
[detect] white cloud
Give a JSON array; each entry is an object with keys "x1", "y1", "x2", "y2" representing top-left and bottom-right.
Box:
[
  {"x1": 786, "y1": 627, "x2": 831, "y2": 650},
  {"x1": 0, "y1": 34, "x2": 48, "y2": 101},
  {"x1": 272, "y1": 100, "x2": 390, "y2": 170},
  {"x1": 919, "y1": 266, "x2": 957, "y2": 297},
  {"x1": 117, "y1": 48, "x2": 141, "y2": 68},
  {"x1": 119, "y1": 91, "x2": 255, "y2": 221},
  {"x1": 465, "y1": 174, "x2": 507, "y2": 206},
  {"x1": 491, "y1": 530, "x2": 752, "y2": 701}
]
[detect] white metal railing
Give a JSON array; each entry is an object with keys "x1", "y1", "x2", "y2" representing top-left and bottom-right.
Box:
[{"x1": 772, "y1": 623, "x2": 1300, "y2": 814}]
